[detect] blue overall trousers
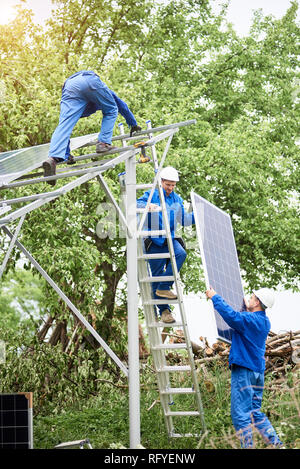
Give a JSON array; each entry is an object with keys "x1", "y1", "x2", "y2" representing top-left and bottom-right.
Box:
[
  {"x1": 231, "y1": 365, "x2": 283, "y2": 448},
  {"x1": 49, "y1": 71, "x2": 136, "y2": 161},
  {"x1": 147, "y1": 239, "x2": 186, "y2": 317}
]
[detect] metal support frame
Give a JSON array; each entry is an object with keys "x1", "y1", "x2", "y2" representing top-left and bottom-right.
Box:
[
  {"x1": 0, "y1": 119, "x2": 196, "y2": 449},
  {"x1": 0, "y1": 214, "x2": 25, "y2": 280},
  {"x1": 2, "y1": 225, "x2": 128, "y2": 376}
]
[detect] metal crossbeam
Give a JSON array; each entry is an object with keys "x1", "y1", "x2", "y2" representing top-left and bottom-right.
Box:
[
  {"x1": 1, "y1": 226, "x2": 128, "y2": 376},
  {"x1": 78, "y1": 119, "x2": 196, "y2": 147},
  {"x1": 0, "y1": 215, "x2": 25, "y2": 280}
]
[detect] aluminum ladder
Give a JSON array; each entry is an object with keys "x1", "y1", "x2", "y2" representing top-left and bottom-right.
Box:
[{"x1": 136, "y1": 127, "x2": 206, "y2": 437}]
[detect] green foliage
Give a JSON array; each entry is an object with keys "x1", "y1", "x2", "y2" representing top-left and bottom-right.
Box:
[
  {"x1": 0, "y1": 326, "x2": 124, "y2": 415},
  {"x1": 0, "y1": 268, "x2": 46, "y2": 333},
  {"x1": 29, "y1": 358, "x2": 300, "y2": 449},
  {"x1": 0, "y1": 1, "x2": 299, "y2": 449},
  {"x1": 1, "y1": 0, "x2": 298, "y2": 293}
]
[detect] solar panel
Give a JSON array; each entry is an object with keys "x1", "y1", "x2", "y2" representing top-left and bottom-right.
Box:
[
  {"x1": 0, "y1": 393, "x2": 33, "y2": 448},
  {"x1": 0, "y1": 133, "x2": 98, "y2": 187},
  {"x1": 191, "y1": 191, "x2": 245, "y2": 343}
]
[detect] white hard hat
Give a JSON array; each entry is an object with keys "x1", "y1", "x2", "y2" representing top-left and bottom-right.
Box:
[
  {"x1": 160, "y1": 166, "x2": 179, "y2": 182},
  {"x1": 253, "y1": 288, "x2": 275, "y2": 309}
]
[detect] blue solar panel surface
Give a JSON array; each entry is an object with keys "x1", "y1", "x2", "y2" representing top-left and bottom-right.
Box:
[
  {"x1": 0, "y1": 394, "x2": 30, "y2": 448},
  {"x1": 191, "y1": 192, "x2": 245, "y2": 343}
]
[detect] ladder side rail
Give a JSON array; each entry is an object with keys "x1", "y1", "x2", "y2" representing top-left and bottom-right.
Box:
[
  {"x1": 137, "y1": 238, "x2": 174, "y2": 435},
  {"x1": 136, "y1": 128, "x2": 178, "y2": 436},
  {"x1": 136, "y1": 121, "x2": 205, "y2": 436},
  {"x1": 153, "y1": 152, "x2": 206, "y2": 432}
]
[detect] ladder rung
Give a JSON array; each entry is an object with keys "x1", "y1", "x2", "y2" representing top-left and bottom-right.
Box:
[
  {"x1": 136, "y1": 207, "x2": 162, "y2": 213},
  {"x1": 161, "y1": 387, "x2": 195, "y2": 395},
  {"x1": 157, "y1": 365, "x2": 191, "y2": 372},
  {"x1": 169, "y1": 432, "x2": 201, "y2": 438},
  {"x1": 136, "y1": 184, "x2": 153, "y2": 190},
  {"x1": 148, "y1": 321, "x2": 184, "y2": 328},
  {"x1": 144, "y1": 299, "x2": 179, "y2": 305},
  {"x1": 138, "y1": 230, "x2": 166, "y2": 237},
  {"x1": 138, "y1": 253, "x2": 171, "y2": 260},
  {"x1": 139, "y1": 276, "x2": 175, "y2": 283},
  {"x1": 165, "y1": 411, "x2": 200, "y2": 417},
  {"x1": 152, "y1": 343, "x2": 187, "y2": 350}
]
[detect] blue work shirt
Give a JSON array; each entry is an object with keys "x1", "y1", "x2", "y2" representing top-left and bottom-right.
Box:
[
  {"x1": 63, "y1": 71, "x2": 137, "y2": 126},
  {"x1": 212, "y1": 294, "x2": 271, "y2": 373},
  {"x1": 137, "y1": 188, "x2": 195, "y2": 245}
]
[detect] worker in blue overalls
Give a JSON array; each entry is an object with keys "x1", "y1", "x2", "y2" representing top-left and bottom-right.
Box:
[
  {"x1": 205, "y1": 286, "x2": 284, "y2": 448},
  {"x1": 43, "y1": 70, "x2": 141, "y2": 184},
  {"x1": 137, "y1": 166, "x2": 194, "y2": 324}
]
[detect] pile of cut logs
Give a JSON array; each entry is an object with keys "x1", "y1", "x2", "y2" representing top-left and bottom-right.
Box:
[
  {"x1": 265, "y1": 330, "x2": 300, "y2": 375},
  {"x1": 170, "y1": 329, "x2": 300, "y2": 376}
]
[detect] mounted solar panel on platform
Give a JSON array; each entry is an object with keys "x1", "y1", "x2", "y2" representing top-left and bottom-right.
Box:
[
  {"x1": 0, "y1": 133, "x2": 98, "y2": 187},
  {"x1": 191, "y1": 191, "x2": 245, "y2": 343}
]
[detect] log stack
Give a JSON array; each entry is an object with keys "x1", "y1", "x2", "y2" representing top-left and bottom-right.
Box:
[
  {"x1": 265, "y1": 330, "x2": 300, "y2": 375},
  {"x1": 190, "y1": 330, "x2": 300, "y2": 376}
]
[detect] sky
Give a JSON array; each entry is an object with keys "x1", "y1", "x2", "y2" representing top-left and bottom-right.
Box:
[
  {"x1": 0, "y1": 0, "x2": 299, "y2": 31},
  {"x1": 0, "y1": 0, "x2": 299, "y2": 342}
]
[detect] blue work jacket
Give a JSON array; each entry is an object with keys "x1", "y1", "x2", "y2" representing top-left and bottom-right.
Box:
[
  {"x1": 137, "y1": 188, "x2": 195, "y2": 246},
  {"x1": 63, "y1": 71, "x2": 137, "y2": 127},
  {"x1": 212, "y1": 294, "x2": 271, "y2": 373}
]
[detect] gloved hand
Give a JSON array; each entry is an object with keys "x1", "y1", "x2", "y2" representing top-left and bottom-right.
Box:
[{"x1": 130, "y1": 125, "x2": 142, "y2": 137}]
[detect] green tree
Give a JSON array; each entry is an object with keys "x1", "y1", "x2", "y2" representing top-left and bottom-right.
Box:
[
  {"x1": 0, "y1": 0, "x2": 299, "y2": 368},
  {"x1": 0, "y1": 268, "x2": 46, "y2": 333}
]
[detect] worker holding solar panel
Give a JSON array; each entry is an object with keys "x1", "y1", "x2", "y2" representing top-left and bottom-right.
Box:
[
  {"x1": 137, "y1": 166, "x2": 194, "y2": 324},
  {"x1": 205, "y1": 286, "x2": 283, "y2": 449},
  {"x1": 43, "y1": 70, "x2": 141, "y2": 185}
]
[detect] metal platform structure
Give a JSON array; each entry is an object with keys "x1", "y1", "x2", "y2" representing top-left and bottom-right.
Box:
[{"x1": 0, "y1": 119, "x2": 200, "y2": 448}]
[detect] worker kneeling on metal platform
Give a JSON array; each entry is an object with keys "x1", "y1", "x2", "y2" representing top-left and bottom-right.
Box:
[{"x1": 43, "y1": 70, "x2": 141, "y2": 185}]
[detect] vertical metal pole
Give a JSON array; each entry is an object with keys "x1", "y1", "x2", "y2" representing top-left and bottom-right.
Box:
[
  {"x1": 119, "y1": 123, "x2": 140, "y2": 448},
  {"x1": 146, "y1": 120, "x2": 159, "y2": 171}
]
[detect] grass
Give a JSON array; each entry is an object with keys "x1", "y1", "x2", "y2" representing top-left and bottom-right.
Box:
[{"x1": 33, "y1": 363, "x2": 300, "y2": 450}]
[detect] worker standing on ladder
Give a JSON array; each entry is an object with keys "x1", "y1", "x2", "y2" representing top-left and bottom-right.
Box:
[
  {"x1": 43, "y1": 70, "x2": 141, "y2": 184},
  {"x1": 137, "y1": 166, "x2": 194, "y2": 324}
]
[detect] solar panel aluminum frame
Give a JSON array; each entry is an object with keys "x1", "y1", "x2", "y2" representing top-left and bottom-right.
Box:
[
  {"x1": 0, "y1": 133, "x2": 101, "y2": 188},
  {"x1": 0, "y1": 393, "x2": 33, "y2": 449},
  {"x1": 191, "y1": 191, "x2": 245, "y2": 344},
  {"x1": 0, "y1": 120, "x2": 196, "y2": 188}
]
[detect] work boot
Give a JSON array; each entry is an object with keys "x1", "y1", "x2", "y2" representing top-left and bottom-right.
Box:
[
  {"x1": 67, "y1": 154, "x2": 76, "y2": 165},
  {"x1": 42, "y1": 157, "x2": 57, "y2": 186},
  {"x1": 156, "y1": 289, "x2": 177, "y2": 300},
  {"x1": 161, "y1": 310, "x2": 176, "y2": 324},
  {"x1": 96, "y1": 142, "x2": 117, "y2": 153}
]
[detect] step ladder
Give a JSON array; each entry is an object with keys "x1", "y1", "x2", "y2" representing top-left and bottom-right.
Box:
[{"x1": 135, "y1": 124, "x2": 206, "y2": 437}]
